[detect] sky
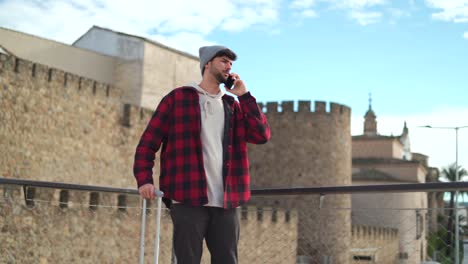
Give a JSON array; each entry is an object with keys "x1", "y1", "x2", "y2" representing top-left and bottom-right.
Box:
[{"x1": 0, "y1": 0, "x2": 467, "y2": 175}]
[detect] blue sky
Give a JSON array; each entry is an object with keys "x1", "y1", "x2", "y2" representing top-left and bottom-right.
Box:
[{"x1": 1, "y1": 0, "x2": 467, "y2": 172}]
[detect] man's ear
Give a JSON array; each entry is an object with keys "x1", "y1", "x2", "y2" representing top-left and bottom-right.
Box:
[{"x1": 203, "y1": 61, "x2": 211, "y2": 76}]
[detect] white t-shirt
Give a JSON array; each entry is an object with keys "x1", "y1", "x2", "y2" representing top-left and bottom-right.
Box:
[{"x1": 173, "y1": 83, "x2": 225, "y2": 207}]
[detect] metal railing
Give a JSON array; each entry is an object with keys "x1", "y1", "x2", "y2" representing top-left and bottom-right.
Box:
[
  {"x1": 3, "y1": 176, "x2": 468, "y2": 197},
  {"x1": 2, "y1": 177, "x2": 468, "y2": 264},
  {"x1": 0, "y1": 177, "x2": 165, "y2": 264}
]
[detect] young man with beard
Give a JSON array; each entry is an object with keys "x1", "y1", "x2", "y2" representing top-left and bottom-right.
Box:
[{"x1": 133, "y1": 45, "x2": 270, "y2": 264}]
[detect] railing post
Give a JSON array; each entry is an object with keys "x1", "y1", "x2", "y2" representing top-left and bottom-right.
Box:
[
  {"x1": 138, "y1": 190, "x2": 164, "y2": 264},
  {"x1": 139, "y1": 189, "x2": 164, "y2": 264},
  {"x1": 319, "y1": 194, "x2": 325, "y2": 209},
  {"x1": 153, "y1": 195, "x2": 163, "y2": 264},
  {"x1": 322, "y1": 255, "x2": 333, "y2": 264},
  {"x1": 139, "y1": 198, "x2": 147, "y2": 264}
]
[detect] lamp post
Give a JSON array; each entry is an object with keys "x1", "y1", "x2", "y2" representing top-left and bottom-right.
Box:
[{"x1": 421, "y1": 125, "x2": 468, "y2": 264}]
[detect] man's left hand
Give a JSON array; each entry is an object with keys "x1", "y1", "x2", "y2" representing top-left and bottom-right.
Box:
[{"x1": 225, "y1": 73, "x2": 248, "y2": 96}]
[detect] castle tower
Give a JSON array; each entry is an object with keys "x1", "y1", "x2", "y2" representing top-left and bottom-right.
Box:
[
  {"x1": 248, "y1": 100, "x2": 352, "y2": 263},
  {"x1": 364, "y1": 94, "x2": 377, "y2": 136}
]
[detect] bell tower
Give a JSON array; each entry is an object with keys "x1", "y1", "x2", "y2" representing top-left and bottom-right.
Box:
[{"x1": 364, "y1": 93, "x2": 377, "y2": 136}]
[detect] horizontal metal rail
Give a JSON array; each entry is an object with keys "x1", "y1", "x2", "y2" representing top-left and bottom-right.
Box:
[
  {"x1": 1, "y1": 177, "x2": 468, "y2": 197},
  {"x1": 0, "y1": 177, "x2": 165, "y2": 197},
  {"x1": 251, "y1": 181, "x2": 468, "y2": 196}
]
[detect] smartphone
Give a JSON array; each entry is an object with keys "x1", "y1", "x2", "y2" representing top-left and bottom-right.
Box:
[{"x1": 224, "y1": 75, "x2": 235, "y2": 89}]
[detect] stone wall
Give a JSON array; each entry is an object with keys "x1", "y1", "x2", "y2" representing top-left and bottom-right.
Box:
[
  {"x1": 1, "y1": 52, "x2": 354, "y2": 263},
  {"x1": 0, "y1": 53, "x2": 151, "y2": 188},
  {"x1": 351, "y1": 225, "x2": 399, "y2": 264},
  {"x1": 352, "y1": 189, "x2": 427, "y2": 264},
  {"x1": 248, "y1": 100, "x2": 352, "y2": 263},
  {"x1": 0, "y1": 185, "x2": 298, "y2": 263},
  {"x1": 0, "y1": 53, "x2": 300, "y2": 263},
  {"x1": 141, "y1": 41, "x2": 200, "y2": 110},
  {"x1": 352, "y1": 138, "x2": 402, "y2": 159}
]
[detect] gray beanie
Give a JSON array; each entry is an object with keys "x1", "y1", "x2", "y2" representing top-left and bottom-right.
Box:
[{"x1": 199, "y1": 45, "x2": 237, "y2": 75}]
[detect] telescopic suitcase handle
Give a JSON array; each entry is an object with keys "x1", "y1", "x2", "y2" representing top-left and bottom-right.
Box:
[{"x1": 139, "y1": 190, "x2": 164, "y2": 264}]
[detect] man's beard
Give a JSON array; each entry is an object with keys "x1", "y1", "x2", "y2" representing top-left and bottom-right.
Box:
[{"x1": 211, "y1": 68, "x2": 227, "y2": 84}]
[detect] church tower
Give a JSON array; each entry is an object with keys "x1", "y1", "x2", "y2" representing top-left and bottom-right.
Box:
[
  {"x1": 400, "y1": 121, "x2": 412, "y2": 160},
  {"x1": 364, "y1": 93, "x2": 377, "y2": 136}
]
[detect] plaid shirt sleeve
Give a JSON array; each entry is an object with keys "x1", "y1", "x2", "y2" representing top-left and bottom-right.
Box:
[
  {"x1": 238, "y1": 92, "x2": 271, "y2": 144},
  {"x1": 133, "y1": 93, "x2": 173, "y2": 187}
]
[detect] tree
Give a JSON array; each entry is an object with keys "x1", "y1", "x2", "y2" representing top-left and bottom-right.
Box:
[{"x1": 440, "y1": 163, "x2": 468, "y2": 258}]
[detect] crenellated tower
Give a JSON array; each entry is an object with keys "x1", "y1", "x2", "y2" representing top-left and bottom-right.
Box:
[{"x1": 248, "y1": 100, "x2": 352, "y2": 263}]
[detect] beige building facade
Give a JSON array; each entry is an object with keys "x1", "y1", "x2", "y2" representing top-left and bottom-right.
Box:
[
  {"x1": 352, "y1": 103, "x2": 431, "y2": 263},
  {"x1": 0, "y1": 26, "x2": 116, "y2": 84},
  {"x1": 73, "y1": 26, "x2": 200, "y2": 109}
]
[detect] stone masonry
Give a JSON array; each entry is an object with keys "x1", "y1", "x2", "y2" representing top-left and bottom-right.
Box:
[
  {"x1": 0, "y1": 52, "x2": 353, "y2": 263},
  {"x1": 0, "y1": 53, "x2": 301, "y2": 263},
  {"x1": 248, "y1": 101, "x2": 352, "y2": 263}
]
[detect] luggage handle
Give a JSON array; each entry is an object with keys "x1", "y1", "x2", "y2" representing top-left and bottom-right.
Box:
[{"x1": 139, "y1": 190, "x2": 164, "y2": 264}]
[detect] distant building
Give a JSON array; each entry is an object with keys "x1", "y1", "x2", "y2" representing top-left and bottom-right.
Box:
[
  {"x1": 0, "y1": 25, "x2": 200, "y2": 110},
  {"x1": 351, "y1": 97, "x2": 437, "y2": 263}
]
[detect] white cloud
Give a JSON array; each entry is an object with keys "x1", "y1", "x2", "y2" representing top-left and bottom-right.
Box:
[
  {"x1": 349, "y1": 10, "x2": 383, "y2": 25},
  {"x1": 290, "y1": 0, "x2": 318, "y2": 19},
  {"x1": 352, "y1": 106, "x2": 468, "y2": 170},
  {"x1": 335, "y1": 0, "x2": 386, "y2": 9},
  {"x1": 425, "y1": 0, "x2": 468, "y2": 23},
  {"x1": 0, "y1": 0, "x2": 280, "y2": 52},
  {"x1": 290, "y1": 0, "x2": 385, "y2": 22},
  {"x1": 464, "y1": 32, "x2": 468, "y2": 39},
  {"x1": 388, "y1": 8, "x2": 410, "y2": 19},
  {"x1": 324, "y1": 0, "x2": 385, "y2": 25},
  {"x1": 222, "y1": 5, "x2": 279, "y2": 32},
  {"x1": 151, "y1": 32, "x2": 216, "y2": 56},
  {"x1": 302, "y1": 9, "x2": 318, "y2": 17},
  {"x1": 290, "y1": 0, "x2": 316, "y2": 9},
  {"x1": 387, "y1": 8, "x2": 410, "y2": 24}
]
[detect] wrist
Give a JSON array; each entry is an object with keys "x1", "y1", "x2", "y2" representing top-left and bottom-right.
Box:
[
  {"x1": 237, "y1": 90, "x2": 248, "y2": 97},
  {"x1": 238, "y1": 91, "x2": 252, "y2": 100}
]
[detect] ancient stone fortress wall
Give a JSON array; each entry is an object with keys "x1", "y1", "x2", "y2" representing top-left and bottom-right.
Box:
[
  {"x1": 0, "y1": 53, "x2": 153, "y2": 188},
  {"x1": 0, "y1": 186, "x2": 298, "y2": 263},
  {"x1": 0, "y1": 53, "x2": 299, "y2": 263},
  {"x1": 351, "y1": 225, "x2": 399, "y2": 264},
  {"x1": 0, "y1": 52, "x2": 363, "y2": 263},
  {"x1": 248, "y1": 100, "x2": 352, "y2": 263}
]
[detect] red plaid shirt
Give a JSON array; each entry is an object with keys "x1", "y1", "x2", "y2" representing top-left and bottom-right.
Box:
[{"x1": 133, "y1": 86, "x2": 270, "y2": 208}]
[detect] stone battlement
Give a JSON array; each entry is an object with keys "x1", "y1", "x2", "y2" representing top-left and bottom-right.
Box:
[
  {"x1": 0, "y1": 53, "x2": 350, "y2": 129},
  {"x1": 352, "y1": 224, "x2": 398, "y2": 241},
  {"x1": 121, "y1": 104, "x2": 155, "y2": 127},
  {"x1": 259, "y1": 100, "x2": 350, "y2": 116},
  {"x1": 0, "y1": 53, "x2": 120, "y2": 100}
]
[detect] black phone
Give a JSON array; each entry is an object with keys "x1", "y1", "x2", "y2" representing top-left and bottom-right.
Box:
[{"x1": 224, "y1": 75, "x2": 235, "y2": 89}]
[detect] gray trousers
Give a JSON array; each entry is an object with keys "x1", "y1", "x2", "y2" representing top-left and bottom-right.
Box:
[{"x1": 170, "y1": 204, "x2": 239, "y2": 264}]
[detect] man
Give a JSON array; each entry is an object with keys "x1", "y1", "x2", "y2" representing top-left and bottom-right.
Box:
[{"x1": 133, "y1": 45, "x2": 270, "y2": 264}]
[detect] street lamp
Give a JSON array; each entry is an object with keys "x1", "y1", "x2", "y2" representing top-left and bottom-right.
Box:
[{"x1": 420, "y1": 125, "x2": 468, "y2": 264}]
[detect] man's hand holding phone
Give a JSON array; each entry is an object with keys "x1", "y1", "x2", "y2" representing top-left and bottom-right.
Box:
[{"x1": 224, "y1": 73, "x2": 247, "y2": 96}]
